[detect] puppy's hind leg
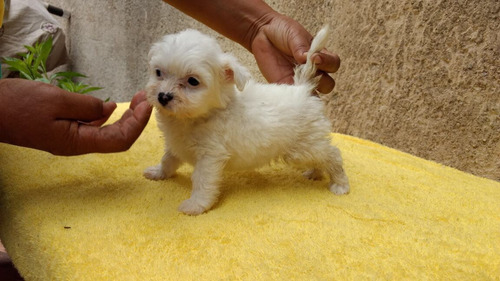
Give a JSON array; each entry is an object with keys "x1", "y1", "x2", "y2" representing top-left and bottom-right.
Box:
[
  {"x1": 322, "y1": 145, "x2": 350, "y2": 195},
  {"x1": 303, "y1": 168, "x2": 324, "y2": 181},
  {"x1": 288, "y1": 140, "x2": 349, "y2": 194},
  {"x1": 143, "y1": 151, "x2": 181, "y2": 180},
  {"x1": 178, "y1": 157, "x2": 226, "y2": 215}
]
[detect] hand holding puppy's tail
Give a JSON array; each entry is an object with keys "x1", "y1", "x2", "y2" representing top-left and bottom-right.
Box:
[{"x1": 293, "y1": 25, "x2": 330, "y2": 88}]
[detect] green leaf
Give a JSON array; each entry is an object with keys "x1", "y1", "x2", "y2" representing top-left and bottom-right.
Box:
[
  {"x1": 3, "y1": 36, "x2": 102, "y2": 95},
  {"x1": 53, "y1": 71, "x2": 87, "y2": 80},
  {"x1": 24, "y1": 52, "x2": 34, "y2": 67},
  {"x1": 71, "y1": 82, "x2": 87, "y2": 93},
  {"x1": 2, "y1": 57, "x2": 25, "y2": 70},
  {"x1": 49, "y1": 73, "x2": 60, "y2": 83},
  {"x1": 16, "y1": 52, "x2": 29, "y2": 59},
  {"x1": 79, "y1": 86, "x2": 103, "y2": 94},
  {"x1": 35, "y1": 77, "x2": 51, "y2": 83},
  {"x1": 58, "y1": 80, "x2": 75, "y2": 92},
  {"x1": 34, "y1": 37, "x2": 52, "y2": 74},
  {"x1": 24, "y1": 45, "x2": 36, "y2": 54},
  {"x1": 2, "y1": 58, "x2": 35, "y2": 80}
]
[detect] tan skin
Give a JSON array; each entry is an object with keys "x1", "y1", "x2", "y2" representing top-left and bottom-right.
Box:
[
  {"x1": 0, "y1": 79, "x2": 152, "y2": 155},
  {"x1": 0, "y1": 0, "x2": 340, "y2": 156}
]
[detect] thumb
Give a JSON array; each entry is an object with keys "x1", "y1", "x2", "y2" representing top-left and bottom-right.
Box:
[
  {"x1": 288, "y1": 28, "x2": 313, "y2": 64},
  {"x1": 290, "y1": 40, "x2": 310, "y2": 65},
  {"x1": 86, "y1": 101, "x2": 117, "y2": 126},
  {"x1": 54, "y1": 89, "x2": 109, "y2": 122}
]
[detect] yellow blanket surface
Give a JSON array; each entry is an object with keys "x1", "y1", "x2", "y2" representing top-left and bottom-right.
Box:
[{"x1": 0, "y1": 103, "x2": 499, "y2": 280}]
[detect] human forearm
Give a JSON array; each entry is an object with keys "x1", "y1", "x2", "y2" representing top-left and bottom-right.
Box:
[
  {"x1": 163, "y1": 0, "x2": 341, "y2": 93},
  {"x1": 163, "y1": 0, "x2": 277, "y2": 51}
]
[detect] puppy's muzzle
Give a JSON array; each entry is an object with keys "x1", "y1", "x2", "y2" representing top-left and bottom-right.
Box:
[{"x1": 158, "y1": 92, "x2": 174, "y2": 106}]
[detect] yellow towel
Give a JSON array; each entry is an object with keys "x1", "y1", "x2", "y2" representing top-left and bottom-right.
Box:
[{"x1": 0, "y1": 103, "x2": 498, "y2": 280}]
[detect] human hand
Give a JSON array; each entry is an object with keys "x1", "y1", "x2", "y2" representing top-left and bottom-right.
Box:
[
  {"x1": 0, "y1": 79, "x2": 152, "y2": 155},
  {"x1": 250, "y1": 13, "x2": 341, "y2": 94}
]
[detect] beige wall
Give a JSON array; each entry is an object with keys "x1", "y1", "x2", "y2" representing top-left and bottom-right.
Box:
[{"x1": 50, "y1": 0, "x2": 499, "y2": 181}]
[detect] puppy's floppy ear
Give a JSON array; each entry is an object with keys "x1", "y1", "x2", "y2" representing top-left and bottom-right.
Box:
[{"x1": 220, "y1": 53, "x2": 251, "y2": 91}]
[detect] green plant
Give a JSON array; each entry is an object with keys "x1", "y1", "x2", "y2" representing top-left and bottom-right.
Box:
[{"x1": 2, "y1": 36, "x2": 102, "y2": 94}]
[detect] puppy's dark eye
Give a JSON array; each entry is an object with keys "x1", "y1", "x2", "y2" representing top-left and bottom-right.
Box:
[
  {"x1": 187, "y1": 77, "x2": 199, "y2": 86},
  {"x1": 155, "y1": 69, "x2": 161, "y2": 77}
]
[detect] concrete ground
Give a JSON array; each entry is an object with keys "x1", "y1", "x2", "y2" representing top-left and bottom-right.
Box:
[{"x1": 48, "y1": 0, "x2": 498, "y2": 181}]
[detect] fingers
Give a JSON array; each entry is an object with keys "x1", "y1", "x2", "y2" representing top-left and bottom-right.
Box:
[
  {"x1": 311, "y1": 50, "x2": 341, "y2": 73},
  {"x1": 93, "y1": 100, "x2": 152, "y2": 153},
  {"x1": 306, "y1": 51, "x2": 340, "y2": 94},
  {"x1": 122, "y1": 91, "x2": 152, "y2": 137},
  {"x1": 291, "y1": 39, "x2": 313, "y2": 65},
  {"x1": 317, "y1": 73, "x2": 336, "y2": 94},
  {"x1": 86, "y1": 102, "x2": 117, "y2": 126},
  {"x1": 286, "y1": 23, "x2": 340, "y2": 88},
  {"x1": 132, "y1": 92, "x2": 153, "y2": 124},
  {"x1": 130, "y1": 90, "x2": 148, "y2": 108},
  {"x1": 54, "y1": 89, "x2": 110, "y2": 122},
  {"x1": 82, "y1": 91, "x2": 149, "y2": 127},
  {"x1": 291, "y1": 40, "x2": 340, "y2": 94},
  {"x1": 66, "y1": 92, "x2": 152, "y2": 155},
  {"x1": 118, "y1": 93, "x2": 152, "y2": 136},
  {"x1": 12, "y1": 80, "x2": 110, "y2": 123}
]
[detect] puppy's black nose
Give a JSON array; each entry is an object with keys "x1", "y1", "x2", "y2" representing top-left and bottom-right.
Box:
[{"x1": 158, "y1": 92, "x2": 174, "y2": 106}]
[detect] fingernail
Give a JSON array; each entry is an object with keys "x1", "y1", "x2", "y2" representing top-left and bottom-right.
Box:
[{"x1": 104, "y1": 101, "x2": 116, "y2": 107}]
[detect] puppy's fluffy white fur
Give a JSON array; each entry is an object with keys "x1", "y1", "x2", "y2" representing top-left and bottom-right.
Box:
[{"x1": 144, "y1": 27, "x2": 349, "y2": 215}]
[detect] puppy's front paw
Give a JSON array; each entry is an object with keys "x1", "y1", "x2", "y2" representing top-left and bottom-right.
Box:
[
  {"x1": 143, "y1": 165, "x2": 171, "y2": 181},
  {"x1": 178, "y1": 198, "x2": 207, "y2": 216},
  {"x1": 330, "y1": 183, "x2": 350, "y2": 195}
]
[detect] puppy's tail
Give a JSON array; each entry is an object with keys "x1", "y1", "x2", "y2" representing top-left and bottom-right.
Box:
[{"x1": 293, "y1": 25, "x2": 330, "y2": 89}]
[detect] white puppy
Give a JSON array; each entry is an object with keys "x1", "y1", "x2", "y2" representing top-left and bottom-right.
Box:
[{"x1": 144, "y1": 26, "x2": 349, "y2": 215}]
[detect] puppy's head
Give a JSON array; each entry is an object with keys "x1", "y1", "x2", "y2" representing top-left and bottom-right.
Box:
[{"x1": 146, "y1": 29, "x2": 251, "y2": 119}]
